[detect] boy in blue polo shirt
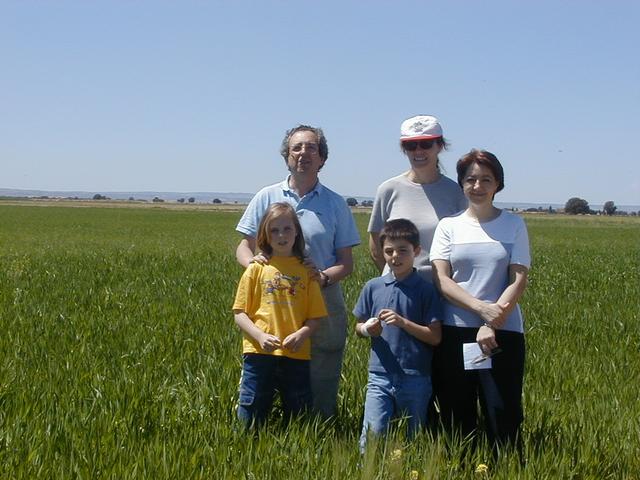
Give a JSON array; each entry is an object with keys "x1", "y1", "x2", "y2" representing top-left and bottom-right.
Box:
[{"x1": 354, "y1": 218, "x2": 442, "y2": 452}]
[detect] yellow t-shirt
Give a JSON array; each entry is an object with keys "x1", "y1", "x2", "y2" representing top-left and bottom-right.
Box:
[{"x1": 232, "y1": 256, "x2": 327, "y2": 360}]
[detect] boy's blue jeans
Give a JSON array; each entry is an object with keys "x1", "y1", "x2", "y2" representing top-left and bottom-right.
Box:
[
  {"x1": 359, "y1": 371, "x2": 431, "y2": 452},
  {"x1": 237, "y1": 353, "x2": 312, "y2": 428}
]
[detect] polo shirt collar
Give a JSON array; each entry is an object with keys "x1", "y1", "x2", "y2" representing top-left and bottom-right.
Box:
[
  {"x1": 383, "y1": 269, "x2": 421, "y2": 286},
  {"x1": 281, "y1": 175, "x2": 323, "y2": 198}
]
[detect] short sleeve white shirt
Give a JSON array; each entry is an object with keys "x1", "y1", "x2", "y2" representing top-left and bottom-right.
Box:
[{"x1": 430, "y1": 210, "x2": 530, "y2": 332}]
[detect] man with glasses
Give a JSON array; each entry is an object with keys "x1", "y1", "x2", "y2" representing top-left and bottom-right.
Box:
[{"x1": 235, "y1": 124, "x2": 360, "y2": 419}]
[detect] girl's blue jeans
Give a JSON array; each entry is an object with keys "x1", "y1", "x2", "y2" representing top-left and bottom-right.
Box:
[{"x1": 237, "y1": 353, "x2": 312, "y2": 428}]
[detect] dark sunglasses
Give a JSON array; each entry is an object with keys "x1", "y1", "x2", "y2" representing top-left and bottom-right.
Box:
[{"x1": 403, "y1": 139, "x2": 437, "y2": 151}]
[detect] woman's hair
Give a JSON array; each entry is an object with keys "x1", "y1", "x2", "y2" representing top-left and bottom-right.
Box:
[
  {"x1": 280, "y1": 125, "x2": 329, "y2": 169},
  {"x1": 400, "y1": 137, "x2": 450, "y2": 173},
  {"x1": 256, "y1": 202, "x2": 306, "y2": 261},
  {"x1": 456, "y1": 149, "x2": 505, "y2": 193}
]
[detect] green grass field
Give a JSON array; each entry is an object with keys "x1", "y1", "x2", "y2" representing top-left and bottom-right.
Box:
[{"x1": 1, "y1": 204, "x2": 638, "y2": 479}]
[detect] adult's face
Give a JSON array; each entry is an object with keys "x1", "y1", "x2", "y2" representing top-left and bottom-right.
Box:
[
  {"x1": 286, "y1": 130, "x2": 325, "y2": 177},
  {"x1": 403, "y1": 140, "x2": 442, "y2": 173},
  {"x1": 462, "y1": 162, "x2": 499, "y2": 206}
]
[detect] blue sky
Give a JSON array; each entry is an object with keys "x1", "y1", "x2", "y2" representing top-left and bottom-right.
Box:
[{"x1": 2, "y1": 1, "x2": 639, "y2": 206}]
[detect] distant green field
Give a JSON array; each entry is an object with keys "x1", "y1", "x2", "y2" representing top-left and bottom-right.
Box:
[{"x1": 1, "y1": 205, "x2": 638, "y2": 479}]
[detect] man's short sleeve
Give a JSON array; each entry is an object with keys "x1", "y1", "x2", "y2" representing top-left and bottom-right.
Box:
[
  {"x1": 334, "y1": 197, "x2": 361, "y2": 249},
  {"x1": 236, "y1": 192, "x2": 268, "y2": 238}
]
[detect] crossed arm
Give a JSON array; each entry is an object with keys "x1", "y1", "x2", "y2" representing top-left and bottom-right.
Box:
[{"x1": 431, "y1": 259, "x2": 528, "y2": 352}]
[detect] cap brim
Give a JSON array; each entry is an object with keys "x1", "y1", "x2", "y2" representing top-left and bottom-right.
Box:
[{"x1": 401, "y1": 134, "x2": 442, "y2": 141}]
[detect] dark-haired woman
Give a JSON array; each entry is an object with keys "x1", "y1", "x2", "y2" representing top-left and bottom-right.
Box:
[{"x1": 430, "y1": 149, "x2": 531, "y2": 454}]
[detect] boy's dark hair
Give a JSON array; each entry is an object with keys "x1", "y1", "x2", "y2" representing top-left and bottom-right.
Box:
[{"x1": 379, "y1": 218, "x2": 420, "y2": 249}]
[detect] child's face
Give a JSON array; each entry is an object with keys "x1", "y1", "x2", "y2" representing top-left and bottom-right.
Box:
[
  {"x1": 268, "y1": 214, "x2": 297, "y2": 256},
  {"x1": 382, "y1": 238, "x2": 419, "y2": 280}
]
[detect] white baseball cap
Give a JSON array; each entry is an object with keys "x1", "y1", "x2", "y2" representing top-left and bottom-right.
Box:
[{"x1": 400, "y1": 115, "x2": 443, "y2": 141}]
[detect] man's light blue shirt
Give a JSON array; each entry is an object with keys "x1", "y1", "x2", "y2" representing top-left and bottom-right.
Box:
[{"x1": 236, "y1": 177, "x2": 360, "y2": 270}]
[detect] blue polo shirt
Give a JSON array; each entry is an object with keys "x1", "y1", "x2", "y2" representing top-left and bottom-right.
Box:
[
  {"x1": 353, "y1": 270, "x2": 441, "y2": 376},
  {"x1": 236, "y1": 177, "x2": 360, "y2": 270}
]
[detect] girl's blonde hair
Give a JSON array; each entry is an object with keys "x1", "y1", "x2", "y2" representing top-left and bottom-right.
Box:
[{"x1": 256, "y1": 202, "x2": 305, "y2": 261}]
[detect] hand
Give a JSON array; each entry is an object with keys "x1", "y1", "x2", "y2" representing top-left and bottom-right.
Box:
[
  {"x1": 478, "y1": 302, "x2": 510, "y2": 329},
  {"x1": 258, "y1": 332, "x2": 281, "y2": 352},
  {"x1": 361, "y1": 317, "x2": 383, "y2": 337},
  {"x1": 282, "y1": 330, "x2": 309, "y2": 353},
  {"x1": 378, "y1": 309, "x2": 407, "y2": 329},
  {"x1": 476, "y1": 325, "x2": 498, "y2": 354},
  {"x1": 302, "y1": 257, "x2": 321, "y2": 281},
  {"x1": 251, "y1": 252, "x2": 270, "y2": 265}
]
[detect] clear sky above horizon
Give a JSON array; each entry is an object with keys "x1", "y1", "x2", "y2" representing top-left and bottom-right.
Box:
[{"x1": 2, "y1": 1, "x2": 639, "y2": 205}]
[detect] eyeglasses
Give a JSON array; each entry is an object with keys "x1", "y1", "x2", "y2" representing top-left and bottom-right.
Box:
[
  {"x1": 402, "y1": 139, "x2": 436, "y2": 151},
  {"x1": 290, "y1": 142, "x2": 319, "y2": 153}
]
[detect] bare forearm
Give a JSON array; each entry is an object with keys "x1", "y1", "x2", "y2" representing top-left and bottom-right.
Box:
[
  {"x1": 368, "y1": 233, "x2": 385, "y2": 273},
  {"x1": 233, "y1": 311, "x2": 264, "y2": 342},
  {"x1": 303, "y1": 318, "x2": 321, "y2": 335},
  {"x1": 322, "y1": 263, "x2": 351, "y2": 284},
  {"x1": 378, "y1": 309, "x2": 441, "y2": 345},
  {"x1": 319, "y1": 247, "x2": 354, "y2": 285},
  {"x1": 437, "y1": 275, "x2": 486, "y2": 314},
  {"x1": 235, "y1": 237, "x2": 256, "y2": 268},
  {"x1": 496, "y1": 266, "x2": 528, "y2": 315},
  {"x1": 402, "y1": 320, "x2": 442, "y2": 346}
]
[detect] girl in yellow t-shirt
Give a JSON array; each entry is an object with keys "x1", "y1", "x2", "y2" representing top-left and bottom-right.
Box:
[{"x1": 232, "y1": 202, "x2": 327, "y2": 428}]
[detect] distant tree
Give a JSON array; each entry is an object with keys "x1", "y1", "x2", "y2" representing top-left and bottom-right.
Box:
[
  {"x1": 152, "y1": 196, "x2": 164, "y2": 203},
  {"x1": 548, "y1": 206, "x2": 555, "y2": 214},
  {"x1": 188, "y1": 197, "x2": 196, "y2": 203},
  {"x1": 177, "y1": 198, "x2": 185, "y2": 203},
  {"x1": 213, "y1": 198, "x2": 222, "y2": 204},
  {"x1": 346, "y1": 197, "x2": 358, "y2": 207},
  {"x1": 603, "y1": 201, "x2": 617, "y2": 216},
  {"x1": 93, "y1": 194, "x2": 106, "y2": 200},
  {"x1": 128, "y1": 196, "x2": 135, "y2": 201},
  {"x1": 361, "y1": 200, "x2": 373, "y2": 207},
  {"x1": 565, "y1": 197, "x2": 590, "y2": 215}
]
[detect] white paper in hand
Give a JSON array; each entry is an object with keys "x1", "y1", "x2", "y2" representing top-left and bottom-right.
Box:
[{"x1": 463, "y1": 342, "x2": 492, "y2": 370}]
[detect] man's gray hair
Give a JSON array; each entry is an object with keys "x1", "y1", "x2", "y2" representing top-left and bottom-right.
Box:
[{"x1": 280, "y1": 125, "x2": 329, "y2": 167}]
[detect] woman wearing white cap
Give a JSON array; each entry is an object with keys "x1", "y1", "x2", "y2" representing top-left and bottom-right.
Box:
[
  {"x1": 368, "y1": 115, "x2": 467, "y2": 282},
  {"x1": 367, "y1": 115, "x2": 466, "y2": 435}
]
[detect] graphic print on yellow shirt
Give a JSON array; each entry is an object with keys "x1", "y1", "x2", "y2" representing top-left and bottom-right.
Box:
[
  {"x1": 233, "y1": 256, "x2": 327, "y2": 360},
  {"x1": 264, "y1": 272, "x2": 305, "y2": 299}
]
